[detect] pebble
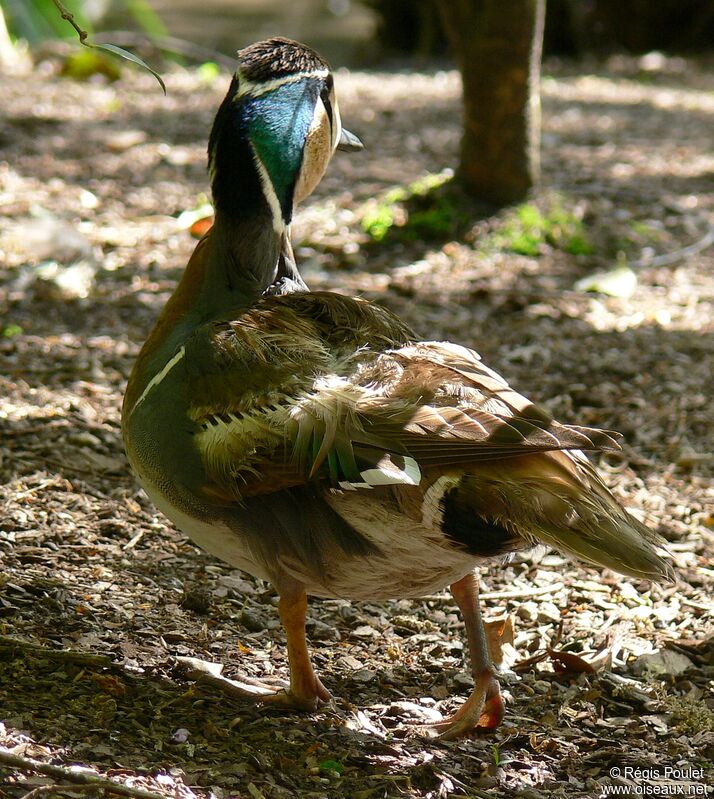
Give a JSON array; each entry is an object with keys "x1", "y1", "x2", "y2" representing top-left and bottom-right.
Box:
[
  {"x1": 452, "y1": 672, "x2": 474, "y2": 690},
  {"x1": 240, "y1": 609, "x2": 266, "y2": 632},
  {"x1": 352, "y1": 669, "x2": 376, "y2": 683}
]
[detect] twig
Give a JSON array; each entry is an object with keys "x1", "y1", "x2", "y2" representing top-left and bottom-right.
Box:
[
  {"x1": 0, "y1": 636, "x2": 114, "y2": 668},
  {"x1": 0, "y1": 748, "x2": 167, "y2": 799},
  {"x1": 174, "y1": 655, "x2": 275, "y2": 699},
  {"x1": 50, "y1": 0, "x2": 88, "y2": 44},
  {"x1": 21, "y1": 785, "x2": 105, "y2": 798},
  {"x1": 481, "y1": 582, "x2": 565, "y2": 600},
  {"x1": 628, "y1": 223, "x2": 714, "y2": 270},
  {"x1": 422, "y1": 582, "x2": 565, "y2": 602},
  {"x1": 680, "y1": 596, "x2": 713, "y2": 612},
  {"x1": 49, "y1": 0, "x2": 166, "y2": 94},
  {"x1": 122, "y1": 530, "x2": 144, "y2": 550},
  {"x1": 11, "y1": 454, "x2": 130, "y2": 481}
]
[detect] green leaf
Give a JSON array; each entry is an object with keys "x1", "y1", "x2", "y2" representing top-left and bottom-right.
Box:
[
  {"x1": 3, "y1": 324, "x2": 23, "y2": 338},
  {"x1": 198, "y1": 61, "x2": 221, "y2": 83},
  {"x1": 319, "y1": 759, "x2": 343, "y2": 775},
  {"x1": 60, "y1": 49, "x2": 121, "y2": 82},
  {"x1": 92, "y1": 42, "x2": 166, "y2": 94}
]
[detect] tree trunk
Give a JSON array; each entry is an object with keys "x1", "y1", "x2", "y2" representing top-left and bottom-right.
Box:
[{"x1": 439, "y1": 0, "x2": 546, "y2": 205}]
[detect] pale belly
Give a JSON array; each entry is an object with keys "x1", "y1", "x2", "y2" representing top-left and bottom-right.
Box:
[
  {"x1": 131, "y1": 442, "x2": 480, "y2": 601},
  {"x1": 288, "y1": 491, "x2": 482, "y2": 601}
]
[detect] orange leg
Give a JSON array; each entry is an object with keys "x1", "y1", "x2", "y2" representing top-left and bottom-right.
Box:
[
  {"x1": 260, "y1": 587, "x2": 331, "y2": 710},
  {"x1": 422, "y1": 573, "x2": 504, "y2": 740}
]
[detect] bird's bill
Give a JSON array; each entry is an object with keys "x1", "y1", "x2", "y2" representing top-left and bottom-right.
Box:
[{"x1": 337, "y1": 128, "x2": 364, "y2": 152}]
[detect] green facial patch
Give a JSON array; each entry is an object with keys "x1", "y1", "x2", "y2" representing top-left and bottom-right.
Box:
[{"x1": 242, "y1": 78, "x2": 319, "y2": 223}]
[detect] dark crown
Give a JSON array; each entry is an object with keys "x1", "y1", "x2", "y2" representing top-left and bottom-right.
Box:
[{"x1": 237, "y1": 37, "x2": 329, "y2": 84}]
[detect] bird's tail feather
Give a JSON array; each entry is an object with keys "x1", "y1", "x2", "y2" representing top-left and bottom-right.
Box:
[{"x1": 468, "y1": 450, "x2": 674, "y2": 582}]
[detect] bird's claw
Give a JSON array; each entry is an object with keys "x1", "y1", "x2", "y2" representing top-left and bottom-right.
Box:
[{"x1": 411, "y1": 674, "x2": 504, "y2": 740}]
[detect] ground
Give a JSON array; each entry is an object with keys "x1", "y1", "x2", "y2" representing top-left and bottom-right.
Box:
[{"x1": 0, "y1": 52, "x2": 712, "y2": 799}]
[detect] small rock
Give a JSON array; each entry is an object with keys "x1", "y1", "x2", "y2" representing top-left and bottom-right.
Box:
[
  {"x1": 240, "y1": 608, "x2": 266, "y2": 632},
  {"x1": 351, "y1": 624, "x2": 379, "y2": 638},
  {"x1": 214, "y1": 574, "x2": 257, "y2": 597},
  {"x1": 452, "y1": 672, "x2": 474, "y2": 690},
  {"x1": 34, "y1": 259, "x2": 98, "y2": 301},
  {"x1": 536, "y1": 602, "x2": 561, "y2": 624},
  {"x1": 181, "y1": 587, "x2": 212, "y2": 615},
  {"x1": 107, "y1": 129, "x2": 148, "y2": 152},
  {"x1": 353, "y1": 669, "x2": 376, "y2": 684},
  {"x1": 514, "y1": 788, "x2": 546, "y2": 799},
  {"x1": 392, "y1": 614, "x2": 425, "y2": 633},
  {"x1": 337, "y1": 604, "x2": 358, "y2": 623},
  {"x1": 472, "y1": 775, "x2": 499, "y2": 789},
  {"x1": 10, "y1": 215, "x2": 94, "y2": 263},
  {"x1": 385, "y1": 701, "x2": 442, "y2": 723},
  {"x1": 67, "y1": 431, "x2": 103, "y2": 448},
  {"x1": 170, "y1": 727, "x2": 190, "y2": 744},
  {"x1": 337, "y1": 655, "x2": 364, "y2": 671},
  {"x1": 632, "y1": 649, "x2": 694, "y2": 678},
  {"x1": 308, "y1": 619, "x2": 338, "y2": 641},
  {"x1": 517, "y1": 601, "x2": 539, "y2": 622}
]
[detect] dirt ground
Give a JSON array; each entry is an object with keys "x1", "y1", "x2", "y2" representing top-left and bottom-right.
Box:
[{"x1": 0, "y1": 51, "x2": 713, "y2": 799}]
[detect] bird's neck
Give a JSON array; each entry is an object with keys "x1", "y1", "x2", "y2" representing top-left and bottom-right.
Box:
[{"x1": 207, "y1": 208, "x2": 283, "y2": 302}]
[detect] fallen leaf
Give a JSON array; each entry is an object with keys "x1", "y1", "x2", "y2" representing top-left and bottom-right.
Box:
[
  {"x1": 548, "y1": 648, "x2": 596, "y2": 675},
  {"x1": 575, "y1": 265, "x2": 637, "y2": 298},
  {"x1": 485, "y1": 616, "x2": 515, "y2": 667}
]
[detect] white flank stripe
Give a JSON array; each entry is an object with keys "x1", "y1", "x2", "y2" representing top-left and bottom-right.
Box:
[
  {"x1": 236, "y1": 69, "x2": 329, "y2": 99},
  {"x1": 421, "y1": 475, "x2": 461, "y2": 529},
  {"x1": 130, "y1": 346, "x2": 186, "y2": 416}
]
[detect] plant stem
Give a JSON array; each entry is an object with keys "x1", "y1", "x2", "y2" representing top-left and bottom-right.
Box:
[{"x1": 50, "y1": 0, "x2": 88, "y2": 45}]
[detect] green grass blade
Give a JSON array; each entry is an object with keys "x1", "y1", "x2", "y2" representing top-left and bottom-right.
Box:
[{"x1": 92, "y1": 42, "x2": 166, "y2": 94}]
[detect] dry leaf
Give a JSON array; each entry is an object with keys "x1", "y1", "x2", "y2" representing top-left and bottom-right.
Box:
[
  {"x1": 547, "y1": 648, "x2": 596, "y2": 675},
  {"x1": 485, "y1": 616, "x2": 515, "y2": 668}
]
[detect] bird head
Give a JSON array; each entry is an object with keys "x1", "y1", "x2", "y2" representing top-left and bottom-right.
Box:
[{"x1": 208, "y1": 37, "x2": 362, "y2": 231}]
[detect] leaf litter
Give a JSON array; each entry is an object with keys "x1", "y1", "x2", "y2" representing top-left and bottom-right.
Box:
[{"x1": 0, "y1": 53, "x2": 712, "y2": 798}]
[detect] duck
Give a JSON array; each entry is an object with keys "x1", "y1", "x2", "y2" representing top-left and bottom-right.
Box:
[{"x1": 122, "y1": 37, "x2": 673, "y2": 739}]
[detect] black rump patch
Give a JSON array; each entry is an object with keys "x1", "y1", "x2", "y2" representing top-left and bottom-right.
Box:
[{"x1": 440, "y1": 484, "x2": 523, "y2": 557}]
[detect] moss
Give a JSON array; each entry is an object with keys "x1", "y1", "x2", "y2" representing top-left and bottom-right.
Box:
[
  {"x1": 490, "y1": 198, "x2": 594, "y2": 256},
  {"x1": 360, "y1": 170, "x2": 469, "y2": 243},
  {"x1": 666, "y1": 695, "x2": 714, "y2": 735},
  {"x1": 2, "y1": 324, "x2": 23, "y2": 338},
  {"x1": 361, "y1": 183, "x2": 594, "y2": 257}
]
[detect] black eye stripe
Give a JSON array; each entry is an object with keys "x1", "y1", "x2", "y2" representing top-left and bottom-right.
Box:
[{"x1": 320, "y1": 77, "x2": 334, "y2": 128}]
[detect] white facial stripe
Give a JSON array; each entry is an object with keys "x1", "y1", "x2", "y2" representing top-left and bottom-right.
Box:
[
  {"x1": 311, "y1": 96, "x2": 328, "y2": 133},
  {"x1": 331, "y1": 97, "x2": 342, "y2": 151},
  {"x1": 251, "y1": 148, "x2": 287, "y2": 232},
  {"x1": 236, "y1": 68, "x2": 330, "y2": 99},
  {"x1": 130, "y1": 346, "x2": 186, "y2": 416}
]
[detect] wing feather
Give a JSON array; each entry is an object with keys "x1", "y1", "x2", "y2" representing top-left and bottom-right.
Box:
[{"x1": 185, "y1": 295, "x2": 621, "y2": 503}]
